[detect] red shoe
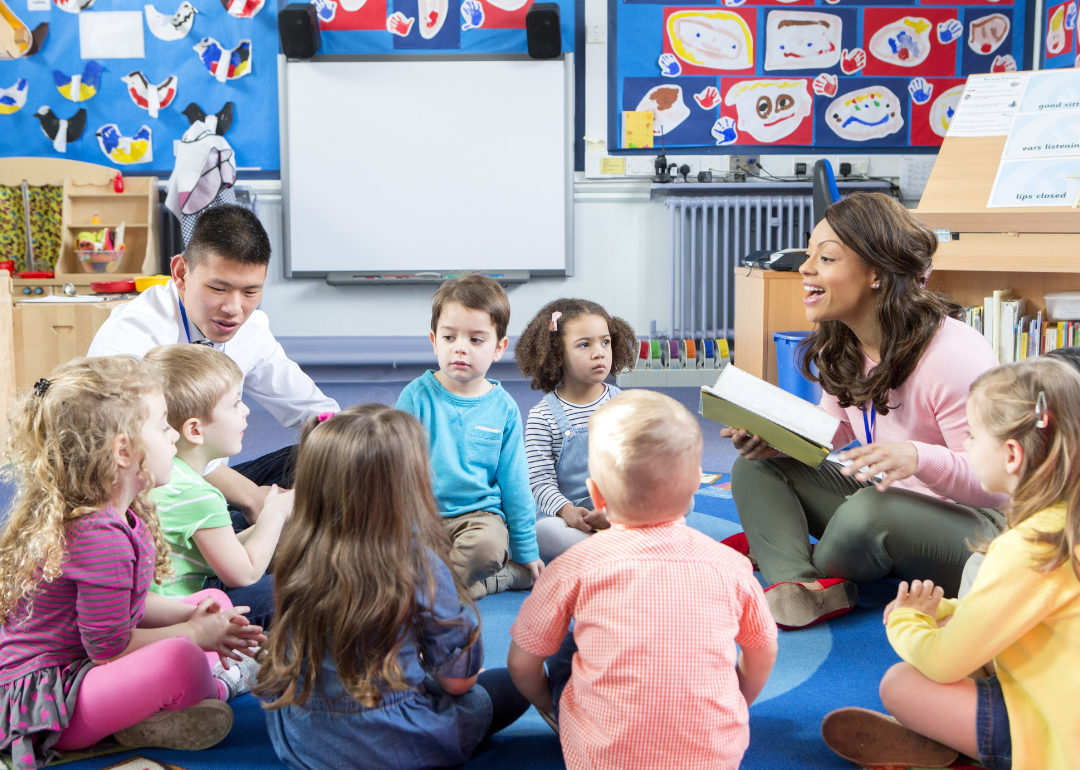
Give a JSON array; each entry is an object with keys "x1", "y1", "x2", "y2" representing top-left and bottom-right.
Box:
[
  {"x1": 765, "y1": 578, "x2": 858, "y2": 630},
  {"x1": 720, "y1": 533, "x2": 759, "y2": 570}
]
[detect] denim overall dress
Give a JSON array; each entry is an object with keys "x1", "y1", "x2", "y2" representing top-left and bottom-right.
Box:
[{"x1": 542, "y1": 384, "x2": 622, "y2": 512}]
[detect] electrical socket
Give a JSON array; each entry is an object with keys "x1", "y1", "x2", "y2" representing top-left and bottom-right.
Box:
[
  {"x1": 787, "y1": 155, "x2": 837, "y2": 177},
  {"x1": 729, "y1": 155, "x2": 759, "y2": 174},
  {"x1": 838, "y1": 155, "x2": 870, "y2": 177}
]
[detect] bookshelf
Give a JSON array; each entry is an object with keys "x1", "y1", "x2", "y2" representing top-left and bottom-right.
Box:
[{"x1": 914, "y1": 103, "x2": 1080, "y2": 345}]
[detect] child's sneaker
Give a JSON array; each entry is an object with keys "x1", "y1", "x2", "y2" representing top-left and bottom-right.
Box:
[
  {"x1": 483, "y1": 562, "x2": 534, "y2": 595},
  {"x1": 212, "y1": 653, "x2": 261, "y2": 700},
  {"x1": 113, "y1": 699, "x2": 233, "y2": 750},
  {"x1": 821, "y1": 707, "x2": 959, "y2": 768}
]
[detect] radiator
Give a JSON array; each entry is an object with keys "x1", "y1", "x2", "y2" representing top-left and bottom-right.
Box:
[{"x1": 667, "y1": 195, "x2": 813, "y2": 341}]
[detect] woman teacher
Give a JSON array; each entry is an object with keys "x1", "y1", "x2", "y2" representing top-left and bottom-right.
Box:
[{"x1": 723, "y1": 192, "x2": 1006, "y2": 630}]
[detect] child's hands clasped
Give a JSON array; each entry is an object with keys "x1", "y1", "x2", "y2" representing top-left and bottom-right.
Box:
[
  {"x1": 261, "y1": 485, "x2": 295, "y2": 521},
  {"x1": 582, "y1": 508, "x2": 609, "y2": 531},
  {"x1": 882, "y1": 579, "x2": 945, "y2": 625},
  {"x1": 559, "y1": 504, "x2": 609, "y2": 533},
  {"x1": 185, "y1": 597, "x2": 266, "y2": 661}
]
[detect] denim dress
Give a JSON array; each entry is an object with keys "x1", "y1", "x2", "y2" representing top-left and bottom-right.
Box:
[
  {"x1": 543, "y1": 384, "x2": 622, "y2": 510},
  {"x1": 264, "y1": 552, "x2": 490, "y2": 770}
]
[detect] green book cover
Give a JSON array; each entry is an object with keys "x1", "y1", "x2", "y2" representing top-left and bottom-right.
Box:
[{"x1": 700, "y1": 390, "x2": 831, "y2": 467}]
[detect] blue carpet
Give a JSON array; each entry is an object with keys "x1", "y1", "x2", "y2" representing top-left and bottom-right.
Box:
[{"x1": 38, "y1": 379, "x2": 901, "y2": 770}]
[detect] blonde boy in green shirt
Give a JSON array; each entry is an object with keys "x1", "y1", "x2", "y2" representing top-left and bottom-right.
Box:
[{"x1": 145, "y1": 344, "x2": 293, "y2": 640}]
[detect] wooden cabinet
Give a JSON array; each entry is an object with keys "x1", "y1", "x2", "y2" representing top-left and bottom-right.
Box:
[{"x1": 733, "y1": 269, "x2": 814, "y2": 384}]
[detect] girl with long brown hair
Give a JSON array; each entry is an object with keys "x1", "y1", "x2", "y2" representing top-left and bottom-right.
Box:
[
  {"x1": 255, "y1": 404, "x2": 528, "y2": 770},
  {"x1": 0, "y1": 357, "x2": 264, "y2": 769},
  {"x1": 722, "y1": 192, "x2": 1005, "y2": 629},
  {"x1": 822, "y1": 357, "x2": 1080, "y2": 770}
]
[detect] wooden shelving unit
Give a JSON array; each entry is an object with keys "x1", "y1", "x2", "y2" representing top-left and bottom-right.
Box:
[
  {"x1": 914, "y1": 118, "x2": 1080, "y2": 321},
  {"x1": 59, "y1": 175, "x2": 159, "y2": 280}
]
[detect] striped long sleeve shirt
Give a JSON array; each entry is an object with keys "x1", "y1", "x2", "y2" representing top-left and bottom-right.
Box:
[{"x1": 0, "y1": 508, "x2": 156, "y2": 684}]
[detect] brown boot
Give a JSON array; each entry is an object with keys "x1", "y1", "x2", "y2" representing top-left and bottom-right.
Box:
[
  {"x1": 114, "y1": 699, "x2": 234, "y2": 751},
  {"x1": 821, "y1": 707, "x2": 959, "y2": 768}
]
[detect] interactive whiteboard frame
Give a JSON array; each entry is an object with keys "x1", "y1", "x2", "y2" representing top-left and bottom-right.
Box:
[{"x1": 278, "y1": 54, "x2": 575, "y2": 279}]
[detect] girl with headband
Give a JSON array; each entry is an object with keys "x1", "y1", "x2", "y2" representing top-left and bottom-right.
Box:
[{"x1": 514, "y1": 299, "x2": 637, "y2": 562}]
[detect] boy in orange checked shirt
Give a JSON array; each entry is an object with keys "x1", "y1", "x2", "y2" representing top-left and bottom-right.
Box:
[{"x1": 507, "y1": 390, "x2": 778, "y2": 770}]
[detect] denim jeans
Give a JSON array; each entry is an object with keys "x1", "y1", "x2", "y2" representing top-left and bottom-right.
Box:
[{"x1": 976, "y1": 674, "x2": 1012, "y2": 770}]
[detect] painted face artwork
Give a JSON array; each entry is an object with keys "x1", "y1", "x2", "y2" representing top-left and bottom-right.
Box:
[
  {"x1": 724, "y1": 79, "x2": 812, "y2": 142},
  {"x1": 0, "y1": 78, "x2": 27, "y2": 114},
  {"x1": 337, "y1": 0, "x2": 366, "y2": 11},
  {"x1": 765, "y1": 11, "x2": 842, "y2": 71},
  {"x1": 0, "y1": 0, "x2": 47, "y2": 59},
  {"x1": 219, "y1": 0, "x2": 262, "y2": 19},
  {"x1": 144, "y1": 2, "x2": 197, "y2": 40},
  {"x1": 968, "y1": 13, "x2": 1009, "y2": 55},
  {"x1": 96, "y1": 124, "x2": 153, "y2": 165},
  {"x1": 417, "y1": 0, "x2": 448, "y2": 38},
  {"x1": 667, "y1": 10, "x2": 754, "y2": 70},
  {"x1": 868, "y1": 16, "x2": 932, "y2": 67},
  {"x1": 635, "y1": 85, "x2": 691, "y2": 136},
  {"x1": 483, "y1": 0, "x2": 528, "y2": 10},
  {"x1": 192, "y1": 38, "x2": 251, "y2": 82},
  {"x1": 1047, "y1": 6, "x2": 1066, "y2": 56},
  {"x1": 929, "y1": 84, "x2": 965, "y2": 137},
  {"x1": 826, "y1": 86, "x2": 904, "y2": 140},
  {"x1": 122, "y1": 72, "x2": 178, "y2": 118},
  {"x1": 35, "y1": 106, "x2": 86, "y2": 153},
  {"x1": 53, "y1": 61, "x2": 103, "y2": 103}
]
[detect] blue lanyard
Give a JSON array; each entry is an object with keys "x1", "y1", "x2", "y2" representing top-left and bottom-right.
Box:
[
  {"x1": 178, "y1": 298, "x2": 194, "y2": 343},
  {"x1": 862, "y1": 405, "x2": 876, "y2": 445}
]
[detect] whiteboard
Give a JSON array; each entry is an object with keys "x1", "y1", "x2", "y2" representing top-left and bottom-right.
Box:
[{"x1": 281, "y1": 56, "x2": 573, "y2": 276}]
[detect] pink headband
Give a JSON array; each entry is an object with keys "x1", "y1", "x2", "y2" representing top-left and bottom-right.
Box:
[
  {"x1": 317, "y1": 411, "x2": 335, "y2": 423},
  {"x1": 549, "y1": 311, "x2": 562, "y2": 332}
]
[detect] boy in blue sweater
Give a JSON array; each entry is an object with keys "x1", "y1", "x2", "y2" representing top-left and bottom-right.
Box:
[{"x1": 396, "y1": 275, "x2": 543, "y2": 600}]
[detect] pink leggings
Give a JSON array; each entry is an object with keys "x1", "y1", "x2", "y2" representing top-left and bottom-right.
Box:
[{"x1": 54, "y1": 589, "x2": 231, "y2": 751}]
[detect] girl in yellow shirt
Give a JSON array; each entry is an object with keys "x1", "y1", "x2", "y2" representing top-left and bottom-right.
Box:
[{"x1": 822, "y1": 356, "x2": 1080, "y2": 770}]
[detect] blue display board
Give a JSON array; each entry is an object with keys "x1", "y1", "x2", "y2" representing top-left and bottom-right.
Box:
[
  {"x1": 610, "y1": 0, "x2": 1032, "y2": 153},
  {"x1": 0, "y1": 0, "x2": 577, "y2": 174}
]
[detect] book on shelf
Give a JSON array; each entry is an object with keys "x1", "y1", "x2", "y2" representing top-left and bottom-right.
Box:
[{"x1": 700, "y1": 366, "x2": 841, "y2": 468}]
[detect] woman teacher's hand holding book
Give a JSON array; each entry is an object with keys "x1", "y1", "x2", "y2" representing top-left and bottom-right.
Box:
[{"x1": 720, "y1": 427, "x2": 780, "y2": 461}]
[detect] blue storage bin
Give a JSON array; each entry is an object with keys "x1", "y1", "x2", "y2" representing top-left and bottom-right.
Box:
[{"x1": 773, "y1": 331, "x2": 821, "y2": 404}]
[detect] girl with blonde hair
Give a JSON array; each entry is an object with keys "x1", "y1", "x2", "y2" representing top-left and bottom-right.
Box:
[
  {"x1": 0, "y1": 357, "x2": 264, "y2": 769},
  {"x1": 256, "y1": 404, "x2": 528, "y2": 770},
  {"x1": 823, "y1": 357, "x2": 1080, "y2": 770}
]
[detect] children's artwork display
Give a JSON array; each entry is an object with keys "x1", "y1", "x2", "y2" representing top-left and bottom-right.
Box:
[
  {"x1": 611, "y1": 0, "x2": 1030, "y2": 151},
  {"x1": 1039, "y1": 0, "x2": 1078, "y2": 67},
  {"x1": 0, "y1": 0, "x2": 280, "y2": 173},
  {"x1": 0, "y1": 0, "x2": 576, "y2": 172}
]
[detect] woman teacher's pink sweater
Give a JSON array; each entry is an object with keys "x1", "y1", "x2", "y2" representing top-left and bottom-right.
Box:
[{"x1": 820, "y1": 317, "x2": 1006, "y2": 509}]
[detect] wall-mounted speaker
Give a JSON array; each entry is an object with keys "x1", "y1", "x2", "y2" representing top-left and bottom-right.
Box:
[
  {"x1": 525, "y1": 3, "x2": 561, "y2": 60},
  {"x1": 279, "y1": 4, "x2": 321, "y2": 60}
]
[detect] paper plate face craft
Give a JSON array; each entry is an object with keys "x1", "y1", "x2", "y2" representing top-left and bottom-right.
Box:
[
  {"x1": 1047, "y1": 5, "x2": 1066, "y2": 56},
  {"x1": 337, "y1": 0, "x2": 365, "y2": 11},
  {"x1": 193, "y1": 38, "x2": 251, "y2": 82},
  {"x1": 967, "y1": 13, "x2": 1009, "y2": 55},
  {"x1": 868, "y1": 17, "x2": 932, "y2": 67},
  {"x1": 52, "y1": 0, "x2": 93, "y2": 13},
  {"x1": 724, "y1": 79, "x2": 812, "y2": 143},
  {"x1": 635, "y1": 85, "x2": 691, "y2": 137},
  {"x1": 765, "y1": 11, "x2": 842, "y2": 71},
  {"x1": 825, "y1": 86, "x2": 904, "y2": 141},
  {"x1": 122, "y1": 72, "x2": 178, "y2": 118},
  {"x1": 929, "y1": 83, "x2": 964, "y2": 137},
  {"x1": 417, "y1": 0, "x2": 448, "y2": 39},
  {"x1": 667, "y1": 10, "x2": 754, "y2": 71},
  {"x1": 53, "y1": 61, "x2": 103, "y2": 103},
  {"x1": 220, "y1": 0, "x2": 263, "y2": 19},
  {"x1": 96, "y1": 123, "x2": 153, "y2": 165},
  {"x1": 0, "y1": 1, "x2": 48, "y2": 59},
  {"x1": 145, "y1": 2, "x2": 198, "y2": 41},
  {"x1": 0, "y1": 78, "x2": 27, "y2": 114},
  {"x1": 35, "y1": 106, "x2": 86, "y2": 153}
]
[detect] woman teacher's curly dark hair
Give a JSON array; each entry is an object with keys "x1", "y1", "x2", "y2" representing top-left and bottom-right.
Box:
[
  {"x1": 799, "y1": 192, "x2": 964, "y2": 415},
  {"x1": 515, "y1": 299, "x2": 637, "y2": 393}
]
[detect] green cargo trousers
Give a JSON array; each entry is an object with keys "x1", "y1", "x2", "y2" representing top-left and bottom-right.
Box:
[{"x1": 731, "y1": 455, "x2": 1005, "y2": 598}]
